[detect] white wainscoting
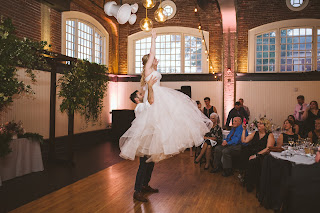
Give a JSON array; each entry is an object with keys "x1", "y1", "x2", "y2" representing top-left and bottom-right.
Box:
[{"x1": 236, "y1": 81, "x2": 320, "y2": 126}]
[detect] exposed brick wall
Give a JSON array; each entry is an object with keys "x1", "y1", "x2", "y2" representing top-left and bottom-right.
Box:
[
  {"x1": 0, "y1": 0, "x2": 119, "y2": 73},
  {"x1": 0, "y1": 0, "x2": 41, "y2": 41},
  {"x1": 223, "y1": 32, "x2": 236, "y2": 125},
  {"x1": 236, "y1": 0, "x2": 320, "y2": 73},
  {"x1": 50, "y1": 8, "x2": 61, "y2": 53},
  {"x1": 118, "y1": 0, "x2": 223, "y2": 74}
]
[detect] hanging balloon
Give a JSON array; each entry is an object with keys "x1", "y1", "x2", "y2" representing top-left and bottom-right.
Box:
[
  {"x1": 142, "y1": 0, "x2": 156, "y2": 9},
  {"x1": 140, "y1": 17, "x2": 153, "y2": 32},
  {"x1": 154, "y1": 7, "x2": 167, "y2": 23}
]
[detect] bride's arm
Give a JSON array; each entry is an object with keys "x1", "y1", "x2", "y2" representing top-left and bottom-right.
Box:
[
  {"x1": 147, "y1": 76, "x2": 157, "y2": 105},
  {"x1": 144, "y1": 30, "x2": 156, "y2": 78}
]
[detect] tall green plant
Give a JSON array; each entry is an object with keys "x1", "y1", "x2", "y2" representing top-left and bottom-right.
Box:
[
  {"x1": 0, "y1": 17, "x2": 50, "y2": 111},
  {"x1": 58, "y1": 60, "x2": 109, "y2": 123}
]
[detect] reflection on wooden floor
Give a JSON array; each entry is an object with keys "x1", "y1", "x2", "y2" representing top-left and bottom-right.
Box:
[{"x1": 10, "y1": 152, "x2": 271, "y2": 213}]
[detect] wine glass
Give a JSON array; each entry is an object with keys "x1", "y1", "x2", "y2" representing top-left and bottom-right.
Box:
[{"x1": 288, "y1": 140, "x2": 294, "y2": 147}]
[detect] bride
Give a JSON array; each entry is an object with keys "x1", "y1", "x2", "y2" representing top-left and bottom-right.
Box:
[{"x1": 120, "y1": 30, "x2": 212, "y2": 162}]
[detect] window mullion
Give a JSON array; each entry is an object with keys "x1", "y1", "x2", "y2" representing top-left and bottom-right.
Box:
[
  {"x1": 276, "y1": 28, "x2": 280, "y2": 73},
  {"x1": 75, "y1": 19, "x2": 79, "y2": 59},
  {"x1": 312, "y1": 26, "x2": 317, "y2": 71},
  {"x1": 181, "y1": 33, "x2": 185, "y2": 74},
  {"x1": 92, "y1": 28, "x2": 96, "y2": 63}
]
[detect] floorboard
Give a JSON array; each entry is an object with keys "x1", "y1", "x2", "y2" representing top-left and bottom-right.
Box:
[{"x1": 10, "y1": 152, "x2": 271, "y2": 213}]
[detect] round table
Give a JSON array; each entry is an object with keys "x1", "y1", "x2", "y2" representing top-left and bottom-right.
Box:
[
  {"x1": 270, "y1": 151, "x2": 315, "y2": 165},
  {"x1": 0, "y1": 138, "x2": 44, "y2": 186}
]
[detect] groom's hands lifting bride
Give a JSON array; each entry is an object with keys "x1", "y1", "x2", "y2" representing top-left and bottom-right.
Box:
[{"x1": 147, "y1": 76, "x2": 157, "y2": 105}]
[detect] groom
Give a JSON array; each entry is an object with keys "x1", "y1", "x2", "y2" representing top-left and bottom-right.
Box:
[{"x1": 129, "y1": 76, "x2": 158, "y2": 202}]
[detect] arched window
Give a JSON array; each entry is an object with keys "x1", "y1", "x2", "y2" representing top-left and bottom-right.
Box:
[
  {"x1": 62, "y1": 11, "x2": 109, "y2": 65},
  {"x1": 128, "y1": 27, "x2": 209, "y2": 74},
  {"x1": 248, "y1": 19, "x2": 320, "y2": 73}
]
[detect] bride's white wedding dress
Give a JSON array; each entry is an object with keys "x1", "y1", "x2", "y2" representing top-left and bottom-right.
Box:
[{"x1": 119, "y1": 70, "x2": 212, "y2": 162}]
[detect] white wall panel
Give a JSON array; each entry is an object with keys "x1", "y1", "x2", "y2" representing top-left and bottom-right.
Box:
[
  {"x1": 236, "y1": 81, "x2": 320, "y2": 126},
  {"x1": 0, "y1": 69, "x2": 50, "y2": 138}
]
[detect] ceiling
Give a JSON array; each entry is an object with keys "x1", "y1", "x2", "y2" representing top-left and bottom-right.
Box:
[{"x1": 121, "y1": 0, "x2": 237, "y2": 32}]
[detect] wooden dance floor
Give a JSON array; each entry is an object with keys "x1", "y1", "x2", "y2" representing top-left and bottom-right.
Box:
[{"x1": 10, "y1": 152, "x2": 271, "y2": 213}]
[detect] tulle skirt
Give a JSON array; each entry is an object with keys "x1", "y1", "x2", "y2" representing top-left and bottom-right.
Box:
[{"x1": 119, "y1": 86, "x2": 212, "y2": 162}]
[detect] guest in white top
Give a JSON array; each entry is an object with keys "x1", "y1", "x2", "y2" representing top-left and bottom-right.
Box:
[{"x1": 293, "y1": 95, "x2": 307, "y2": 122}]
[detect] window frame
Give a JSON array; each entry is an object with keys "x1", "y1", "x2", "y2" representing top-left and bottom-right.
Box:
[
  {"x1": 248, "y1": 19, "x2": 320, "y2": 73},
  {"x1": 286, "y1": 0, "x2": 309, "y2": 11},
  {"x1": 159, "y1": 0, "x2": 177, "y2": 20},
  {"x1": 128, "y1": 27, "x2": 209, "y2": 74},
  {"x1": 62, "y1": 11, "x2": 109, "y2": 65}
]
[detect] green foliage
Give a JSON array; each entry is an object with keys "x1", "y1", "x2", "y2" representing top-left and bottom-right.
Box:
[
  {"x1": 18, "y1": 132, "x2": 44, "y2": 143},
  {"x1": 58, "y1": 60, "x2": 109, "y2": 123},
  {"x1": 0, "y1": 17, "x2": 50, "y2": 111},
  {"x1": 0, "y1": 133, "x2": 12, "y2": 157}
]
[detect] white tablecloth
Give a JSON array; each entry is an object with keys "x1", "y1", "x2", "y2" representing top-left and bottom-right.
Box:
[
  {"x1": 0, "y1": 138, "x2": 44, "y2": 186},
  {"x1": 270, "y1": 151, "x2": 315, "y2": 165}
]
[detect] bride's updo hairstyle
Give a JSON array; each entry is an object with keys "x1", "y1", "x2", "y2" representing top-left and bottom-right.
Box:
[{"x1": 140, "y1": 54, "x2": 149, "y2": 87}]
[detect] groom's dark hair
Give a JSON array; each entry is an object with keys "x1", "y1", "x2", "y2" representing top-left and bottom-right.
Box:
[{"x1": 130, "y1": 90, "x2": 139, "y2": 104}]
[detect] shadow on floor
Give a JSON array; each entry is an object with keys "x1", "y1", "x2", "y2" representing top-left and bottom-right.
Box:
[{"x1": 0, "y1": 139, "x2": 122, "y2": 213}]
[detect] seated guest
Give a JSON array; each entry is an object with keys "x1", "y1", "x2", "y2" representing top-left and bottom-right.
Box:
[
  {"x1": 277, "y1": 119, "x2": 300, "y2": 147},
  {"x1": 196, "y1": 100, "x2": 203, "y2": 113},
  {"x1": 307, "y1": 118, "x2": 320, "y2": 144},
  {"x1": 287, "y1": 115, "x2": 299, "y2": 135},
  {"x1": 239, "y1": 98, "x2": 250, "y2": 120},
  {"x1": 211, "y1": 117, "x2": 247, "y2": 177},
  {"x1": 203, "y1": 97, "x2": 217, "y2": 118},
  {"x1": 316, "y1": 148, "x2": 320, "y2": 163},
  {"x1": 302, "y1": 101, "x2": 320, "y2": 134},
  {"x1": 239, "y1": 117, "x2": 275, "y2": 192},
  {"x1": 194, "y1": 113, "x2": 222, "y2": 170},
  {"x1": 225, "y1": 102, "x2": 248, "y2": 128}
]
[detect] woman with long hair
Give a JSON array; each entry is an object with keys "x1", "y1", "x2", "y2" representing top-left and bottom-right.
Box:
[
  {"x1": 239, "y1": 117, "x2": 275, "y2": 192},
  {"x1": 120, "y1": 30, "x2": 212, "y2": 162},
  {"x1": 287, "y1": 115, "x2": 299, "y2": 135},
  {"x1": 302, "y1": 101, "x2": 320, "y2": 134},
  {"x1": 277, "y1": 119, "x2": 300, "y2": 147}
]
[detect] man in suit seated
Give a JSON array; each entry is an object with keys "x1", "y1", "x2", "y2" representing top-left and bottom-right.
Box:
[{"x1": 211, "y1": 117, "x2": 247, "y2": 177}]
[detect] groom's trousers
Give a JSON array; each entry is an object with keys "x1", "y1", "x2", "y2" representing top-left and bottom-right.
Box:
[{"x1": 134, "y1": 156, "x2": 155, "y2": 192}]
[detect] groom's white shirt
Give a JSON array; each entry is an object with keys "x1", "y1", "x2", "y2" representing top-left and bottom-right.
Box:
[{"x1": 134, "y1": 101, "x2": 151, "y2": 117}]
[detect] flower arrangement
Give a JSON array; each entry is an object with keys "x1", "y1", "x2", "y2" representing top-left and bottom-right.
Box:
[
  {"x1": 0, "y1": 121, "x2": 23, "y2": 157},
  {"x1": 0, "y1": 121, "x2": 44, "y2": 157},
  {"x1": 1, "y1": 120, "x2": 24, "y2": 135}
]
